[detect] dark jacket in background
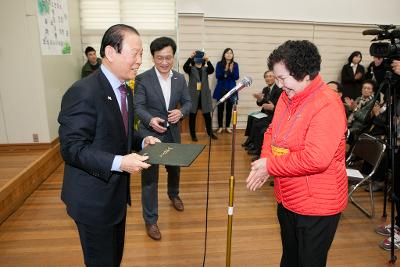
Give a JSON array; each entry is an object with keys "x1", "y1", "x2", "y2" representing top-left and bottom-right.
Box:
[
  {"x1": 341, "y1": 63, "x2": 365, "y2": 100},
  {"x1": 213, "y1": 61, "x2": 239, "y2": 102},
  {"x1": 183, "y1": 58, "x2": 214, "y2": 114},
  {"x1": 81, "y1": 58, "x2": 102, "y2": 78},
  {"x1": 257, "y1": 84, "x2": 282, "y2": 117}
]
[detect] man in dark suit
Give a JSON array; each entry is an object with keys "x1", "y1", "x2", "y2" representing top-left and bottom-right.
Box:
[
  {"x1": 58, "y1": 24, "x2": 159, "y2": 267},
  {"x1": 134, "y1": 37, "x2": 192, "y2": 240},
  {"x1": 243, "y1": 70, "x2": 282, "y2": 160}
]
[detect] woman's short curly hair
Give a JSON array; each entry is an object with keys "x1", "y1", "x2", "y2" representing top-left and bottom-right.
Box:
[{"x1": 267, "y1": 40, "x2": 321, "y2": 81}]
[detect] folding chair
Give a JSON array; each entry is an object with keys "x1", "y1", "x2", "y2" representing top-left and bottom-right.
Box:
[{"x1": 346, "y1": 133, "x2": 386, "y2": 218}]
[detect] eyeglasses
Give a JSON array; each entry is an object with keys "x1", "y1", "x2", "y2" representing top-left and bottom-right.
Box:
[{"x1": 154, "y1": 55, "x2": 174, "y2": 63}]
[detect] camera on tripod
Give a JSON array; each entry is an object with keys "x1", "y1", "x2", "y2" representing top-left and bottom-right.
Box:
[{"x1": 363, "y1": 25, "x2": 400, "y2": 61}]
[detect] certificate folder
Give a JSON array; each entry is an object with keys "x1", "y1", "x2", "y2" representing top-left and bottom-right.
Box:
[{"x1": 139, "y1": 143, "x2": 206, "y2": 166}]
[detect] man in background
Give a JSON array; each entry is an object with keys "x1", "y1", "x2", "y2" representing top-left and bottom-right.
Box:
[
  {"x1": 243, "y1": 70, "x2": 282, "y2": 161},
  {"x1": 81, "y1": 46, "x2": 102, "y2": 78},
  {"x1": 134, "y1": 37, "x2": 191, "y2": 241}
]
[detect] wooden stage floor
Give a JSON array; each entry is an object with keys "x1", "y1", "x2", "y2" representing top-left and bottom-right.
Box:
[{"x1": 0, "y1": 131, "x2": 397, "y2": 266}]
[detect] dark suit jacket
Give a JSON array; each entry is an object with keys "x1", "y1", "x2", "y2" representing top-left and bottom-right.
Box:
[
  {"x1": 341, "y1": 63, "x2": 365, "y2": 100},
  {"x1": 257, "y1": 84, "x2": 282, "y2": 117},
  {"x1": 58, "y1": 70, "x2": 143, "y2": 227},
  {"x1": 134, "y1": 67, "x2": 191, "y2": 143}
]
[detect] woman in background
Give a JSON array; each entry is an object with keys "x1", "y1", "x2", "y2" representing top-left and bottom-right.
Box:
[
  {"x1": 341, "y1": 51, "x2": 365, "y2": 100},
  {"x1": 213, "y1": 48, "x2": 239, "y2": 134}
]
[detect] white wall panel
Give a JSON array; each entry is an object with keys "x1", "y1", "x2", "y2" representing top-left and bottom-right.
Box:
[{"x1": 178, "y1": 14, "x2": 377, "y2": 129}]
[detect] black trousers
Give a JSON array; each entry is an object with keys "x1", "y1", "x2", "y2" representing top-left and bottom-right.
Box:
[
  {"x1": 244, "y1": 115, "x2": 255, "y2": 136},
  {"x1": 248, "y1": 116, "x2": 271, "y2": 154},
  {"x1": 277, "y1": 204, "x2": 340, "y2": 267},
  {"x1": 189, "y1": 112, "x2": 213, "y2": 138},
  {"x1": 217, "y1": 101, "x2": 233, "y2": 128},
  {"x1": 75, "y1": 216, "x2": 126, "y2": 267}
]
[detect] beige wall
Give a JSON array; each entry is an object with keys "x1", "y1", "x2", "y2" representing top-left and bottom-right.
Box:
[
  {"x1": 178, "y1": 15, "x2": 374, "y2": 128},
  {"x1": 0, "y1": 0, "x2": 82, "y2": 144},
  {"x1": 177, "y1": 0, "x2": 400, "y2": 25}
]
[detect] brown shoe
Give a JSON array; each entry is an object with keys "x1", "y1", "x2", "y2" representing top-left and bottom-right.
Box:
[
  {"x1": 145, "y1": 223, "x2": 161, "y2": 240},
  {"x1": 169, "y1": 196, "x2": 184, "y2": 211}
]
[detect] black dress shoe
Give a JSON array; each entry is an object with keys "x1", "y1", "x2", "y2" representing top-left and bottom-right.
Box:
[
  {"x1": 247, "y1": 149, "x2": 259, "y2": 155},
  {"x1": 210, "y1": 134, "x2": 218, "y2": 140},
  {"x1": 242, "y1": 138, "x2": 251, "y2": 147},
  {"x1": 191, "y1": 136, "x2": 198, "y2": 142},
  {"x1": 244, "y1": 143, "x2": 255, "y2": 151}
]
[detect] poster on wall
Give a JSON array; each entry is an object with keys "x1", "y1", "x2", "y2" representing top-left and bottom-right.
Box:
[{"x1": 37, "y1": 0, "x2": 71, "y2": 55}]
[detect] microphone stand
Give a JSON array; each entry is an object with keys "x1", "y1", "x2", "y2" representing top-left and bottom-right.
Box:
[
  {"x1": 226, "y1": 97, "x2": 238, "y2": 267},
  {"x1": 377, "y1": 69, "x2": 399, "y2": 265}
]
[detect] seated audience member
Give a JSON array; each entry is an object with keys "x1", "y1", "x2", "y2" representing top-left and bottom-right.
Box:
[
  {"x1": 243, "y1": 70, "x2": 282, "y2": 161},
  {"x1": 328, "y1": 81, "x2": 351, "y2": 117},
  {"x1": 341, "y1": 51, "x2": 365, "y2": 101},
  {"x1": 81, "y1": 46, "x2": 102, "y2": 78},
  {"x1": 358, "y1": 99, "x2": 388, "y2": 192},
  {"x1": 327, "y1": 81, "x2": 343, "y2": 97},
  {"x1": 243, "y1": 70, "x2": 276, "y2": 145},
  {"x1": 345, "y1": 80, "x2": 376, "y2": 145}
]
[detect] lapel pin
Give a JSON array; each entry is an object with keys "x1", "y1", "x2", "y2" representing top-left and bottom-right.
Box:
[{"x1": 107, "y1": 96, "x2": 112, "y2": 100}]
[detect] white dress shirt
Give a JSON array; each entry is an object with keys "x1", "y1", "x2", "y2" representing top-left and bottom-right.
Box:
[{"x1": 155, "y1": 67, "x2": 173, "y2": 110}]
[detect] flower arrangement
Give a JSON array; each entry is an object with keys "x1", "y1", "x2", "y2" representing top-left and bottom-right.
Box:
[{"x1": 126, "y1": 80, "x2": 140, "y2": 130}]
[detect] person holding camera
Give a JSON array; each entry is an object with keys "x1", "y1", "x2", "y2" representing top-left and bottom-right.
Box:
[
  {"x1": 183, "y1": 50, "x2": 218, "y2": 141},
  {"x1": 213, "y1": 48, "x2": 240, "y2": 134}
]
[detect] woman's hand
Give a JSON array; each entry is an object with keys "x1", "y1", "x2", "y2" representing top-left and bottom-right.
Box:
[
  {"x1": 253, "y1": 92, "x2": 264, "y2": 100},
  {"x1": 372, "y1": 102, "x2": 381, "y2": 117},
  {"x1": 246, "y1": 158, "x2": 269, "y2": 191},
  {"x1": 344, "y1": 97, "x2": 355, "y2": 110}
]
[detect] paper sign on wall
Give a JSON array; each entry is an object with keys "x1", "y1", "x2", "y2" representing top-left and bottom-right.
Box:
[{"x1": 37, "y1": 0, "x2": 71, "y2": 55}]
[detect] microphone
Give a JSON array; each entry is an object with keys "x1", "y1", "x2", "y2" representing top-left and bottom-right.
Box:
[
  {"x1": 362, "y1": 29, "x2": 382, "y2": 35},
  {"x1": 217, "y1": 76, "x2": 252, "y2": 105}
]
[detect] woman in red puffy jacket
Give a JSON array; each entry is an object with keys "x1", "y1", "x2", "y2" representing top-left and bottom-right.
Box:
[{"x1": 246, "y1": 40, "x2": 348, "y2": 267}]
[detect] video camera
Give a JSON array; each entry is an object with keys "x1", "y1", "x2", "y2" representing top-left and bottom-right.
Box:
[{"x1": 363, "y1": 25, "x2": 400, "y2": 60}]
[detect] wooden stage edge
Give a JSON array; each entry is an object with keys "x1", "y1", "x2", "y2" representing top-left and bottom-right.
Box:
[{"x1": 0, "y1": 139, "x2": 62, "y2": 224}]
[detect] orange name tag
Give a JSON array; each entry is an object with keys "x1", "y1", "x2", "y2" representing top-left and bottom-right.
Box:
[
  {"x1": 196, "y1": 82, "x2": 202, "y2": 91},
  {"x1": 271, "y1": 145, "x2": 289, "y2": 156}
]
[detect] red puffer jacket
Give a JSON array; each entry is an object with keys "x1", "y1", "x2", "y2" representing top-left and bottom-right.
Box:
[{"x1": 261, "y1": 74, "x2": 348, "y2": 216}]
